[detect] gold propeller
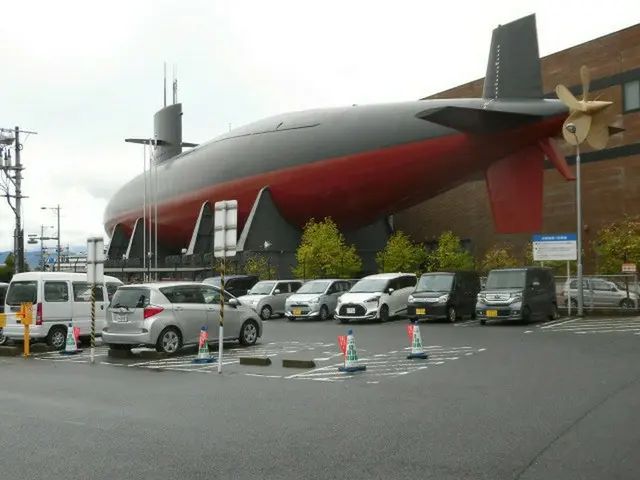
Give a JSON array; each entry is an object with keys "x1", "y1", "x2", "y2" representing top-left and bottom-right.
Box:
[{"x1": 555, "y1": 65, "x2": 615, "y2": 150}]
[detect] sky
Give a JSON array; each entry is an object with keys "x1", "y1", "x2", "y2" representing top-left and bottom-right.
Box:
[{"x1": 0, "y1": 0, "x2": 637, "y2": 252}]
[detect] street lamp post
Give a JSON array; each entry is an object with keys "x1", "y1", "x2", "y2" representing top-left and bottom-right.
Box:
[
  {"x1": 41, "y1": 205, "x2": 61, "y2": 271},
  {"x1": 566, "y1": 123, "x2": 584, "y2": 316}
]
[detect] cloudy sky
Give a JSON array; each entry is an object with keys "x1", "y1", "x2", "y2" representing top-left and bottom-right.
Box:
[{"x1": 0, "y1": 0, "x2": 637, "y2": 252}]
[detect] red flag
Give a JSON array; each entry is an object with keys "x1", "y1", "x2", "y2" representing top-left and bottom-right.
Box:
[
  {"x1": 406, "y1": 324, "x2": 414, "y2": 342},
  {"x1": 337, "y1": 335, "x2": 347, "y2": 355},
  {"x1": 73, "y1": 327, "x2": 80, "y2": 342}
]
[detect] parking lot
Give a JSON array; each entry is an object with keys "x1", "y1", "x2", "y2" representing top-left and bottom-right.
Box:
[{"x1": 3, "y1": 314, "x2": 640, "y2": 480}]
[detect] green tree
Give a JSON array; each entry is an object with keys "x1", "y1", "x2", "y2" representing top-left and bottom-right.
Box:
[
  {"x1": 243, "y1": 253, "x2": 276, "y2": 279},
  {"x1": 427, "y1": 231, "x2": 475, "y2": 271},
  {"x1": 0, "y1": 253, "x2": 14, "y2": 283},
  {"x1": 481, "y1": 243, "x2": 519, "y2": 273},
  {"x1": 376, "y1": 231, "x2": 427, "y2": 274},
  {"x1": 594, "y1": 216, "x2": 640, "y2": 274},
  {"x1": 292, "y1": 217, "x2": 362, "y2": 279}
]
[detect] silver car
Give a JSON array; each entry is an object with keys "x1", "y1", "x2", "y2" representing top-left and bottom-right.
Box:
[
  {"x1": 102, "y1": 282, "x2": 262, "y2": 355},
  {"x1": 238, "y1": 280, "x2": 303, "y2": 320},
  {"x1": 284, "y1": 279, "x2": 352, "y2": 321},
  {"x1": 562, "y1": 277, "x2": 639, "y2": 310}
]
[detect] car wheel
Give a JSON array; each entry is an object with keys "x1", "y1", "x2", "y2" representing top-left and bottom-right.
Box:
[
  {"x1": 480, "y1": 319, "x2": 487, "y2": 325},
  {"x1": 549, "y1": 302, "x2": 559, "y2": 320},
  {"x1": 319, "y1": 305, "x2": 329, "y2": 321},
  {"x1": 0, "y1": 331, "x2": 8, "y2": 346},
  {"x1": 260, "y1": 305, "x2": 272, "y2": 320},
  {"x1": 379, "y1": 304, "x2": 390, "y2": 323},
  {"x1": 619, "y1": 298, "x2": 635, "y2": 309},
  {"x1": 447, "y1": 306, "x2": 457, "y2": 323},
  {"x1": 47, "y1": 326, "x2": 67, "y2": 350},
  {"x1": 522, "y1": 306, "x2": 532, "y2": 325},
  {"x1": 156, "y1": 327, "x2": 182, "y2": 355},
  {"x1": 288, "y1": 316, "x2": 296, "y2": 322},
  {"x1": 239, "y1": 319, "x2": 259, "y2": 346}
]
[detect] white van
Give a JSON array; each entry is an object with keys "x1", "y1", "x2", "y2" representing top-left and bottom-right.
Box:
[
  {"x1": 334, "y1": 273, "x2": 417, "y2": 323},
  {"x1": 2, "y1": 272, "x2": 123, "y2": 349}
]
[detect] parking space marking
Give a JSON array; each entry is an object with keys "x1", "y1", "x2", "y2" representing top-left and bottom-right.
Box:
[
  {"x1": 285, "y1": 345, "x2": 486, "y2": 383},
  {"x1": 538, "y1": 316, "x2": 640, "y2": 334}
]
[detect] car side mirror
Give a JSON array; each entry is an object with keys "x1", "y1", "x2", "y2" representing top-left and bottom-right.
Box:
[
  {"x1": 274, "y1": 289, "x2": 281, "y2": 294},
  {"x1": 387, "y1": 288, "x2": 394, "y2": 294},
  {"x1": 611, "y1": 286, "x2": 617, "y2": 292},
  {"x1": 228, "y1": 298, "x2": 239, "y2": 307}
]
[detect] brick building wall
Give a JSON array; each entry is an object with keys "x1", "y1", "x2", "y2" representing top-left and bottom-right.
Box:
[{"x1": 395, "y1": 23, "x2": 640, "y2": 273}]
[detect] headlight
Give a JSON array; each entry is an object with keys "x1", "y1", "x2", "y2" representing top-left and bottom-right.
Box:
[
  {"x1": 510, "y1": 293, "x2": 522, "y2": 302},
  {"x1": 408, "y1": 295, "x2": 415, "y2": 303},
  {"x1": 365, "y1": 296, "x2": 380, "y2": 305},
  {"x1": 308, "y1": 297, "x2": 319, "y2": 304},
  {"x1": 437, "y1": 293, "x2": 450, "y2": 303}
]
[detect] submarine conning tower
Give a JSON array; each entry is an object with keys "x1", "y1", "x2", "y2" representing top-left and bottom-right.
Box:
[{"x1": 153, "y1": 102, "x2": 184, "y2": 164}]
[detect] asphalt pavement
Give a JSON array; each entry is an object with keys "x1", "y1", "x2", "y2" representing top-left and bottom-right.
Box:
[{"x1": 2, "y1": 315, "x2": 640, "y2": 479}]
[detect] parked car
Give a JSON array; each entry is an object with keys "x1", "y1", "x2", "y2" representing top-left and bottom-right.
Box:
[
  {"x1": 561, "y1": 277, "x2": 639, "y2": 310},
  {"x1": 102, "y1": 282, "x2": 262, "y2": 354},
  {"x1": 284, "y1": 279, "x2": 352, "y2": 321},
  {"x1": 476, "y1": 267, "x2": 558, "y2": 325},
  {"x1": 202, "y1": 274, "x2": 259, "y2": 298},
  {"x1": 334, "y1": 273, "x2": 417, "y2": 323},
  {"x1": 2, "y1": 272, "x2": 123, "y2": 349},
  {"x1": 407, "y1": 271, "x2": 481, "y2": 323},
  {"x1": 237, "y1": 280, "x2": 303, "y2": 320}
]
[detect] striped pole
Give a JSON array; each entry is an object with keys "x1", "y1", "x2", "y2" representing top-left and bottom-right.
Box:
[
  {"x1": 217, "y1": 257, "x2": 225, "y2": 374},
  {"x1": 90, "y1": 283, "x2": 96, "y2": 364}
]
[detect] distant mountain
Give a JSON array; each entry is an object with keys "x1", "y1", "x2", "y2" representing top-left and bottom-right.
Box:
[{"x1": 0, "y1": 246, "x2": 87, "y2": 269}]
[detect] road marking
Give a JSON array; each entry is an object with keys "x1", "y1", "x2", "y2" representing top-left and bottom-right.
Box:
[{"x1": 540, "y1": 317, "x2": 580, "y2": 329}]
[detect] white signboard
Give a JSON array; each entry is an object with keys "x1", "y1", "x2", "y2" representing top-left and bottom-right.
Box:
[
  {"x1": 86, "y1": 237, "x2": 105, "y2": 283},
  {"x1": 622, "y1": 263, "x2": 637, "y2": 273},
  {"x1": 214, "y1": 200, "x2": 238, "y2": 258},
  {"x1": 532, "y1": 234, "x2": 577, "y2": 262}
]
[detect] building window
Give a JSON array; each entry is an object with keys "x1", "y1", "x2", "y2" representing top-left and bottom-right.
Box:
[{"x1": 623, "y1": 80, "x2": 640, "y2": 113}]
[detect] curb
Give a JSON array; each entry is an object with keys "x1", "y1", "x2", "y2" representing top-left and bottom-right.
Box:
[
  {"x1": 239, "y1": 357, "x2": 271, "y2": 366},
  {"x1": 0, "y1": 346, "x2": 22, "y2": 357},
  {"x1": 282, "y1": 359, "x2": 316, "y2": 369},
  {"x1": 137, "y1": 350, "x2": 167, "y2": 360},
  {"x1": 107, "y1": 349, "x2": 136, "y2": 359}
]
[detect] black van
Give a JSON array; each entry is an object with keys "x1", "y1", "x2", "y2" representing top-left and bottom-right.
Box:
[
  {"x1": 477, "y1": 267, "x2": 558, "y2": 325},
  {"x1": 202, "y1": 274, "x2": 259, "y2": 298},
  {"x1": 407, "y1": 271, "x2": 482, "y2": 323}
]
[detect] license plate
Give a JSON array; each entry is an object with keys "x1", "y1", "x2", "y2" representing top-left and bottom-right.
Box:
[
  {"x1": 416, "y1": 308, "x2": 426, "y2": 315},
  {"x1": 114, "y1": 314, "x2": 127, "y2": 323},
  {"x1": 292, "y1": 309, "x2": 302, "y2": 315},
  {"x1": 347, "y1": 308, "x2": 355, "y2": 314},
  {"x1": 486, "y1": 310, "x2": 498, "y2": 317}
]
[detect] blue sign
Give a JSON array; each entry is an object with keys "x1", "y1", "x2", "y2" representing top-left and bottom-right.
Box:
[
  {"x1": 48, "y1": 257, "x2": 56, "y2": 264},
  {"x1": 532, "y1": 234, "x2": 577, "y2": 242}
]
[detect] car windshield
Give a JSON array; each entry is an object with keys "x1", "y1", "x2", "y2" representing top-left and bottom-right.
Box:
[
  {"x1": 297, "y1": 280, "x2": 331, "y2": 294},
  {"x1": 109, "y1": 288, "x2": 150, "y2": 309},
  {"x1": 485, "y1": 271, "x2": 526, "y2": 290},
  {"x1": 350, "y1": 278, "x2": 388, "y2": 293},
  {"x1": 6, "y1": 281, "x2": 37, "y2": 305},
  {"x1": 203, "y1": 277, "x2": 222, "y2": 287},
  {"x1": 249, "y1": 281, "x2": 275, "y2": 295},
  {"x1": 415, "y1": 274, "x2": 453, "y2": 292}
]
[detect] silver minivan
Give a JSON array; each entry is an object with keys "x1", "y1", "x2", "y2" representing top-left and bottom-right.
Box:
[
  {"x1": 284, "y1": 279, "x2": 352, "y2": 321},
  {"x1": 102, "y1": 282, "x2": 262, "y2": 354},
  {"x1": 237, "y1": 280, "x2": 303, "y2": 320}
]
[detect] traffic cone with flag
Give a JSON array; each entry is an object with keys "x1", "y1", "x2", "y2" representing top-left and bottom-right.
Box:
[
  {"x1": 338, "y1": 329, "x2": 367, "y2": 373},
  {"x1": 192, "y1": 326, "x2": 215, "y2": 364},
  {"x1": 406, "y1": 321, "x2": 428, "y2": 359},
  {"x1": 60, "y1": 322, "x2": 82, "y2": 355}
]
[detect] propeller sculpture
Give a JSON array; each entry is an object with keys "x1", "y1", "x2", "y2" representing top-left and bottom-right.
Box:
[{"x1": 555, "y1": 65, "x2": 618, "y2": 150}]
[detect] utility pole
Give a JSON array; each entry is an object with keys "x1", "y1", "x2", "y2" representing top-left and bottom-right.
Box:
[{"x1": 0, "y1": 126, "x2": 37, "y2": 274}]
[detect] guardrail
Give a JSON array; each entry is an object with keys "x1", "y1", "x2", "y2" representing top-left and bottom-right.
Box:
[{"x1": 0, "y1": 302, "x2": 35, "y2": 356}]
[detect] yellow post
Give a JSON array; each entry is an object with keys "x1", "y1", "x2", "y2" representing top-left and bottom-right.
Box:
[
  {"x1": 20, "y1": 302, "x2": 33, "y2": 357},
  {"x1": 0, "y1": 313, "x2": 6, "y2": 329}
]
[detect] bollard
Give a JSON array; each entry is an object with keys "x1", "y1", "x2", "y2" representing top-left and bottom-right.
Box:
[{"x1": 20, "y1": 302, "x2": 33, "y2": 357}]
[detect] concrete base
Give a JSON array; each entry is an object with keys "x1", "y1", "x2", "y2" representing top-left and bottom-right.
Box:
[
  {"x1": 192, "y1": 357, "x2": 216, "y2": 364},
  {"x1": 107, "y1": 349, "x2": 136, "y2": 359},
  {"x1": 239, "y1": 357, "x2": 272, "y2": 366},
  {"x1": 137, "y1": 350, "x2": 167, "y2": 360},
  {"x1": 60, "y1": 349, "x2": 83, "y2": 355},
  {"x1": 0, "y1": 346, "x2": 21, "y2": 357},
  {"x1": 338, "y1": 365, "x2": 367, "y2": 373},
  {"x1": 282, "y1": 359, "x2": 316, "y2": 369},
  {"x1": 407, "y1": 352, "x2": 429, "y2": 360}
]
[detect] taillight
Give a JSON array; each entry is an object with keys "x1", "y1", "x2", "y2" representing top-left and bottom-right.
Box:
[
  {"x1": 36, "y1": 303, "x2": 43, "y2": 326},
  {"x1": 143, "y1": 306, "x2": 164, "y2": 319}
]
